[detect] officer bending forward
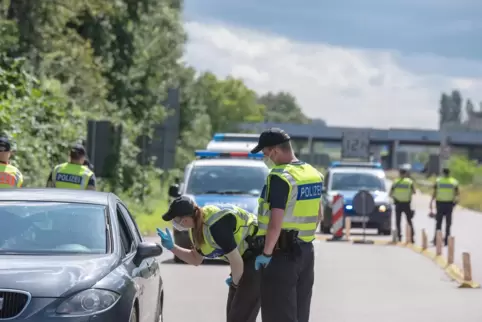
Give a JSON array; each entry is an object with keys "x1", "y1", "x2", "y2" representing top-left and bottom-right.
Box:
[
  {"x1": 158, "y1": 196, "x2": 261, "y2": 322},
  {"x1": 251, "y1": 128, "x2": 323, "y2": 322}
]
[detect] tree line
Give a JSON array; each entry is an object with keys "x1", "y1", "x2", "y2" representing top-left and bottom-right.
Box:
[
  {"x1": 439, "y1": 90, "x2": 482, "y2": 129},
  {"x1": 0, "y1": 0, "x2": 321, "y2": 201}
]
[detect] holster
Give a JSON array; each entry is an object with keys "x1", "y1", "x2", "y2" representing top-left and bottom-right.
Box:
[{"x1": 276, "y1": 230, "x2": 301, "y2": 257}]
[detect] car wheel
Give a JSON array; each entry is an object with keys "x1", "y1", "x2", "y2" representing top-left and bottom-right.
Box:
[{"x1": 129, "y1": 305, "x2": 138, "y2": 322}]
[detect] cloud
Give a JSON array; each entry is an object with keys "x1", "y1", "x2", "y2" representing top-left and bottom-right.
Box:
[{"x1": 183, "y1": 21, "x2": 482, "y2": 129}]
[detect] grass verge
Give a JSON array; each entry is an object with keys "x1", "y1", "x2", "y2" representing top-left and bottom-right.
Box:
[
  {"x1": 117, "y1": 178, "x2": 172, "y2": 236},
  {"x1": 386, "y1": 170, "x2": 482, "y2": 212}
]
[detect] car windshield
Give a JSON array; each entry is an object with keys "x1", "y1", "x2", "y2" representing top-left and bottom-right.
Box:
[
  {"x1": 330, "y1": 172, "x2": 385, "y2": 192},
  {"x1": 0, "y1": 202, "x2": 107, "y2": 255},
  {"x1": 186, "y1": 165, "x2": 269, "y2": 195}
]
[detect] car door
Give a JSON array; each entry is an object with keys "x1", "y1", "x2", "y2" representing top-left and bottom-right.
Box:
[
  {"x1": 118, "y1": 203, "x2": 160, "y2": 322},
  {"x1": 115, "y1": 205, "x2": 149, "y2": 322}
]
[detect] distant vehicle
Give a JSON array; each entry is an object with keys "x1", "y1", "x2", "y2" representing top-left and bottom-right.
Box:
[
  {"x1": 0, "y1": 189, "x2": 164, "y2": 322},
  {"x1": 320, "y1": 167, "x2": 392, "y2": 236},
  {"x1": 168, "y1": 150, "x2": 269, "y2": 262}
]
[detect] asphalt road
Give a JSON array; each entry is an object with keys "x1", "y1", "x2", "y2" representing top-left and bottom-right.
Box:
[
  {"x1": 149, "y1": 236, "x2": 482, "y2": 322},
  {"x1": 382, "y1": 180, "x2": 482, "y2": 283}
]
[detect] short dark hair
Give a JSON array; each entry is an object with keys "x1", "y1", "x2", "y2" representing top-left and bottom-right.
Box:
[
  {"x1": 277, "y1": 141, "x2": 292, "y2": 152},
  {"x1": 442, "y1": 168, "x2": 450, "y2": 176},
  {"x1": 70, "y1": 150, "x2": 84, "y2": 160}
]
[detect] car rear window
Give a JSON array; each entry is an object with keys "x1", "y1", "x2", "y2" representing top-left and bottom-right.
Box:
[
  {"x1": 0, "y1": 202, "x2": 107, "y2": 255},
  {"x1": 186, "y1": 165, "x2": 269, "y2": 196}
]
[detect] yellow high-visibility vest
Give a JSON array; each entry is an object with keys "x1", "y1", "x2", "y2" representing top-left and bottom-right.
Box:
[
  {"x1": 189, "y1": 204, "x2": 257, "y2": 260},
  {"x1": 0, "y1": 163, "x2": 23, "y2": 188},
  {"x1": 392, "y1": 177, "x2": 413, "y2": 202},
  {"x1": 257, "y1": 163, "x2": 323, "y2": 243},
  {"x1": 435, "y1": 177, "x2": 458, "y2": 202},
  {"x1": 51, "y1": 162, "x2": 94, "y2": 189}
]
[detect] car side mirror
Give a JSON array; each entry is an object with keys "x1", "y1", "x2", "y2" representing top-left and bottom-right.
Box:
[
  {"x1": 168, "y1": 184, "x2": 180, "y2": 198},
  {"x1": 133, "y1": 242, "x2": 163, "y2": 266}
]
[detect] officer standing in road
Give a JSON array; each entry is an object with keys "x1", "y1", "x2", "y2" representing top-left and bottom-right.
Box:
[
  {"x1": 250, "y1": 128, "x2": 323, "y2": 322},
  {"x1": 390, "y1": 164, "x2": 416, "y2": 242},
  {"x1": 157, "y1": 196, "x2": 261, "y2": 322},
  {"x1": 46, "y1": 144, "x2": 96, "y2": 190},
  {"x1": 430, "y1": 167, "x2": 459, "y2": 246},
  {"x1": 0, "y1": 137, "x2": 23, "y2": 188}
]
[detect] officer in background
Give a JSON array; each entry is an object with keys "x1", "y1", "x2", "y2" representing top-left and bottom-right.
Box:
[
  {"x1": 46, "y1": 144, "x2": 96, "y2": 190},
  {"x1": 390, "y1": 164, "x2": 416, "y2": 242},
  {"x1": 250, "y1": 128, "x2": 323, "y2": 322},
  {"x1": 430, "y1": 167, "x2": 459, "y2": 246},
  {"x1": 0, "y1": 137, "x2": 23, "y2": 188}
]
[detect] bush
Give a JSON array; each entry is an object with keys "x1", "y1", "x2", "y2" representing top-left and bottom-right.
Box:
[{"x1": 449, "y1": 155, "x2": 482, "y2": 185}]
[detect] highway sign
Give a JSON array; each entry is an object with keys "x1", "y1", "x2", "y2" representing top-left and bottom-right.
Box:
[
  {"x1": 353, "y1": 190, "x2": 375, "y2": 216},
  {"x1": 341, "y1": 130, "x2": 370, "y2": 159}
]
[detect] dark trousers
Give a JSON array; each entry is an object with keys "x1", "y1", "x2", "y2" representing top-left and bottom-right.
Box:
[
  {"x1": 260, "y1": 242, "x2": 314, "y2": 322},
  {"x1": 226, "y1": 256, "x2": 261, "y2": 322},
  {"x1": 433, "y1": 201, "x2": 454, "y2": 245},
  {"x1": 394, "y1": 201, "x2": 414, "y2": 242}
]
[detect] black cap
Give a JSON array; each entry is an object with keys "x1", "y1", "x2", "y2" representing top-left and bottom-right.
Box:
[
  {"x1": 71, "y1": 143, "x2": 86, "y2": 156},
  {"x1": 250, "y1": 128, "x2": 290, "y2": 153},
  {"x1": 162, "y1": 196, "x2": 195, "y2": 221},
  {"x1": 0, "y1": 137, "x2": 11, "y2": 152}
]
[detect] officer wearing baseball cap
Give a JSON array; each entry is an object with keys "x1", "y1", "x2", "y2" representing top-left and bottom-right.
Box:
[
  {"x1": 251, "y1": 128, "x2": 324, "y2": 322},
  {"x1": 0, "y1": 137, "x2": 23, "y2": 188},
  {"x1": 157, "y1": 196, "x2": 261, "y2": 322},
  {"x1": 46, "y1": 143, "x2": 96, "y2": 190}
]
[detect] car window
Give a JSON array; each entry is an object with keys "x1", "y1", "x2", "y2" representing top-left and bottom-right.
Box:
[
  {"x1": 330, "y1": 172, "x2": 385, "y2": 191},
  {"x1": 185, "y1": 165, "x2": 269, "y2": 196},
  {"x1": 118, "y1": 203, "x2": 142, "y2": 243},
  {"x1": 116, "y1": 206, "x2": 136, "y2": 256},
  {"x1": 0, "y1": 202, "x2": 107, "y2": 254}
]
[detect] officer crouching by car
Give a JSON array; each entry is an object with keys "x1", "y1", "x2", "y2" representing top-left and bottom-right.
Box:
[
  {"x1": 390, "y1": 164, "x2": 416, "y2": 242},
  {"x1": 250, "y1": 128, "x2": 323, "y2": 322}
]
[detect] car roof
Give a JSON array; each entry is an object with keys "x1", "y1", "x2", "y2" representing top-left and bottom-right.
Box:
[
  {"x1": 190, "y1": 158, "x2": 267, "y2": 168},
  {"x1": 329, "y1": 168, "x2": 386, "y2": 176},
  {"x1": 206, "y1": 141, "x2": 258, "y2": 152},
  {"x1": 0, "y1": 189, "x2": 113, "y2": 205}
]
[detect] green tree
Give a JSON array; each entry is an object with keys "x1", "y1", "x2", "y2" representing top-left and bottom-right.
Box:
[{"x1": 258, "y1": 91, "x2": 310, "y2": 124}]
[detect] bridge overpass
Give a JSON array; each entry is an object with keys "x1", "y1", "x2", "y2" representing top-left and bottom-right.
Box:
[{"x1": 238, "y1": 122, "x2": 482, "y2": 168}]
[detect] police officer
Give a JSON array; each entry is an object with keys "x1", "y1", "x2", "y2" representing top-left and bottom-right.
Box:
[
  {"x1": 46, "y1": 144, "x2": 96, "y2": 190},
  {"x1": 0, "y1": 137, "x2": 23, "y2": 188},
  {"x1": 250, "y1": 128, "x2": 323, "y2": 322},
  {"x1": 390, "y1": 164, "x2": 416, "y2": 242},
  {"x1": 157, "y1": 196, "x2": 261, "y2": 322},
  {"x1": 430, "y1": 167, "x2": 459, "y2": 246}
]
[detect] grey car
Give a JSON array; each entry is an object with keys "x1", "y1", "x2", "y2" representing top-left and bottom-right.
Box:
[{"x1": 0, "y1": 189, "x2": 164, "y2": 322}]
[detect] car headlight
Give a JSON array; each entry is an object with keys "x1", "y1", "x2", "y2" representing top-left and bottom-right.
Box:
[
  {"x1": 378, "y1": 205, "x2": 389, "y2": 212},
  {"x1": 56, "y1": 289, "x2": 120, "y2": 316}
]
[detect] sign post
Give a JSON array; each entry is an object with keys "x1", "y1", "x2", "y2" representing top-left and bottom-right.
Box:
[
  {"x1": 352, "y1": 190, "x2": 375, "y2": 244},
  {"x1": 341, "y1": 130, "x2": 370, "y2": 160}
]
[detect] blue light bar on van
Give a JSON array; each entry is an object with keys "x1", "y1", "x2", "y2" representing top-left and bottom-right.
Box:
[
  {"x1": 212, "y1": 133, "x2": 259, "y2": 142},
  {"x1": 330, "y1": 161, "x2": 382, "y2": 169},
  {"x1": 195, "y1": 150, "x2": 264, "y2": 159}
]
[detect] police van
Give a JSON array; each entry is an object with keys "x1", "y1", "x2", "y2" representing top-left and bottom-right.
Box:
[{"x1": 168, "y1": 150, "x2": 269, "y2": 262}]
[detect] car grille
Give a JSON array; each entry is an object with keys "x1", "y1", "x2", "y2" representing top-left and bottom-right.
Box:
[{"x1": 0, "y1": 290, "x2": 30, "y2": 319}]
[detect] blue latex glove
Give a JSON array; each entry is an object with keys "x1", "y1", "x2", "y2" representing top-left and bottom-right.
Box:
[
  {"x1": 225, "y1": 276, "x2": 233, "y2": 287},
  {"x1": 156, "y1": 228, "x2": 174, "y2": 250},
  {"x1": 254, "y1": 254, "x2": 272, "y2": 270}
]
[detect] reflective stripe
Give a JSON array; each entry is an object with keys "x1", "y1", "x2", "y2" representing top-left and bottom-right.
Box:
[{"x1": 437, "y1": 183, "x2": 455, "y2": 188}]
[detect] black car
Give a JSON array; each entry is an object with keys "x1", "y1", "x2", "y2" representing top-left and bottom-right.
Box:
[{"x1": 0, "y1": 189, "x2": 164, "y2": 322}]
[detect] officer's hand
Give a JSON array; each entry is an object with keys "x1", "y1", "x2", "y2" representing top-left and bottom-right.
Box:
[
  {"x1": 225, "y1": 276, "x2": 238, "y2": 288},
  {"x1": 254, "y1": 254, "x2": 272, "y2": 270},
  {"x1": 156, "y1": 228, "x2": 174, "y2": 251}
]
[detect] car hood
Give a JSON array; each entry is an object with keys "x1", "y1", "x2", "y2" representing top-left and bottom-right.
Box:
[
  {"x1": 328, "y1": 190, "x2": 389, "y2": 204},
  {"x1": 189, "y1": 194, "x2": 258, "y2": 213},
  {"x1": 0, "y1": 254, "x2": 118, "y2": 297}
]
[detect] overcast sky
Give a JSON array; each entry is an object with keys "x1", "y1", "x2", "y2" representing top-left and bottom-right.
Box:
[{"x1": 182, "y1": 0, "x2": 482, "y2": 129}]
